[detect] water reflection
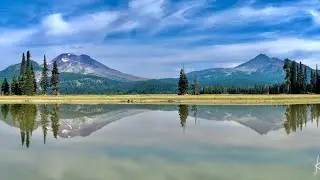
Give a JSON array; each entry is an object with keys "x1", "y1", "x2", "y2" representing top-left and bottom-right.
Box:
[
  {"x1": 0, "y1": 104, "x2": 320, "y2": 179},
  {"x1": 40, "y1": 104, "x2": 49, "y2": 144},
  {"x1": 0, "y1": 104, "x2": 61, "y2": 148},
  {"x1": 284, "y1": 104, "x2": 320, "y2": 135},
  {"x1": 50, "y1": 104, "x2": 60, "y2": 139},
  {"x1": 191, "y1": 105, "x2": 199, "y2": 125},
  {"x1": 178, "y1": 105, "x2": 189, "y2": 128},
  {"x1": 1, "y1": 104, "x2": 320, "y2": 148}
]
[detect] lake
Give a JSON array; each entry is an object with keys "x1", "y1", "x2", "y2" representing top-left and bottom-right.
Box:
[{"x1": 0, "y1": 104, "x2": 319, "y2": 180}]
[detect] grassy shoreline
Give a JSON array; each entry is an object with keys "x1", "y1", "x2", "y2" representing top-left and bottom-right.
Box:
[{"x1": 0, "y1": 94, "x2": 319, "y2": 105}]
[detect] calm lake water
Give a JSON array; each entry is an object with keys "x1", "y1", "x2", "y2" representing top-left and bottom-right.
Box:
[{"x1": 0, "y1": 104, "x2": 320, "y2": 180}]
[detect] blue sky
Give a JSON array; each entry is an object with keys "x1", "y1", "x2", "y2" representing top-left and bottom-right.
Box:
[{"x1": 0, "y1": 0, "x2": 320, "y2": 78}]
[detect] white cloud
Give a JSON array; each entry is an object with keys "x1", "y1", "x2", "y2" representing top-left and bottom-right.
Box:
[
  {"x1": 309, "y1": 9, "x2": 320, "y2": 25},
  {"x1": 42, "y1": 11, "x2": 121, "y2": 36},
  {"x1": 42, "y1": 14, "x2": 70, "y2": 36}
]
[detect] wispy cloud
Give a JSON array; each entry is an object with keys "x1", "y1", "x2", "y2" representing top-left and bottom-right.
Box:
[
  {"x1": 204, "y1": 6, "x2": 305, "y2": 28},
  {"x1": 42, "y1": 11, "x2": 121, "y2": 36},
  {"x1": 309, "y1": 9, "x2": 320, "y2": 25}
]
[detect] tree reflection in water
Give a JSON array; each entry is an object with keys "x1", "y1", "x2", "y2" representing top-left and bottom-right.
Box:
[
  {"x1": 2, "y1": 104, "x2": 61, "y2": 148},
  {"x1": 284, "y1": 104, "x2": 320, "y2": 135}
]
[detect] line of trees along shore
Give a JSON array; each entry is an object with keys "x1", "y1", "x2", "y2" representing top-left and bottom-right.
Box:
[
  {"x1": 177, "y1": 104, "x2": 320, "y2": 135},
  {"x1": 178, "y1": 59, "x2": 320, "y2": 95},
  {"x1": 1, "y1": 51, "x2": 60, "y2": 95}
]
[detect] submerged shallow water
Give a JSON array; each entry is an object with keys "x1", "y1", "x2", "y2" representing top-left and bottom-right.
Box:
[{"x1": 0, "y1": 104, "x2": 319, "y2": 180}]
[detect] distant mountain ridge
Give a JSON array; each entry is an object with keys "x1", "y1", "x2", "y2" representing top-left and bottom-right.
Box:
[{"x1": 0, "y1": 53, "x2": 314, "y2": 94}]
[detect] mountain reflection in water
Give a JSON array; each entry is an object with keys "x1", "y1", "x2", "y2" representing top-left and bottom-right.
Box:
[{"x1": 0, "y1": 104, "x2": 320, "y2": 148}]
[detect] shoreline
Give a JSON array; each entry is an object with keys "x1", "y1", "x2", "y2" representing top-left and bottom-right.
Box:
[{"x1": 0, "y1": 94, "x2": 319, "y2": 105}]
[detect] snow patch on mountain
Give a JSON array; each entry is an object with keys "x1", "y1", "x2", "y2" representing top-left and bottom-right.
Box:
[{"x1": 61, "y1": 57, "x2": 69, "y2": 62}]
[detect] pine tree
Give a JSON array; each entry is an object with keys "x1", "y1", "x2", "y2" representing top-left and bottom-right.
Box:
[
  {"x1": 26, "y1": 51, "x2": 31, "y2": 69},
  {"x1": 11, "y1": 76, "x2": 18, "y2": 95},
  {"x1": 24, "y1": 68, "x2": 35, "y2": 95},
  {"x1": 315, "y1": 65, "x2": 320, "y2": 94},
  {"x1": 1, "y1": 78, "x2": 10, "y2": 95},
  {"x1": 31, "y1": 64, "x2": 37, "y2": 94},
  {"x1": 21, "y1": 51, "x2": 35, "y2": 95},
  {"x1": 178, "y1": 67, "x2": 188, "y2": 95},
  {"x1": 192, "y1": 74, "x2": 200, "y2": 95},
  {"x1": 310, "y1": 70, "x2": 313, "y2": 93},
  {"x1": 283, "y1": 59, "x2": 291, "y2": 93},
  {"x1": 18, "y1": 77, "x2": 24, "y2": 95},
  {"x1": 19, "y1": 53, "x2": 27, "y2": 95},
  {"x1": 40, "y1": 55, "x2": 49, "y2": 94},
  {"x1": 20, "y1": 53, "x2": 26, "y2": 76},
  {"x1": 51, "y1": 61, "x2": 60, "y2": 95},
  {"x1": 297, "y1": 62, "x2": 302, "y2": 94},
  {"x1": 303, "y1": 66, "x2": 307, "y2": 93},
  {"x1": 290, "y1": 61, "x2": 297, "y2": 94}
]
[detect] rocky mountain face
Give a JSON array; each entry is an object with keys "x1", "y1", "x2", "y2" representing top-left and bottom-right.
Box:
[
  {"x1": 235, "y1": 54, "x2": 284, "y2": 73},
  {"x1": 49, "y1": 53, "x2": 145, "y2": 82}
]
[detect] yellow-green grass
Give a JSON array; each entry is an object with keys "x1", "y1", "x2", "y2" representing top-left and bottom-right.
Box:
[{"x1": 0, "y1": 94, "x2": 319, "y2": 105}]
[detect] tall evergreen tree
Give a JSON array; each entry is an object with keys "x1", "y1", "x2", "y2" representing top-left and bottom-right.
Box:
[
  {"x1": 283, "y1": 59, "x2": 291, "y2": 93},
  {"x1": 192, "y1": 74, "x2": 200, "y2": 95},
  {"x1": 26, "y1": 51, "x2": 31, "y2": 69},
  {"x1": 1, "y1": 78, "x2": 10, "y2": 95},
  {"x1": 18, "y1": 77, "x2": 24, "y2": 95},
  {"x1": 315, "y1": 65, "x2": 320, "y2": 94},
  {"x1": 311, "y1": 70, "x2": 316, "y2": 93},
  {"x1": 40, "y1": 55, "x2": 49, "y2": 94},
  {"x1": 51, "y1": 61, "x2": 60, "y2": 95},
  {"x1": 11, "y1": 76, "x2": 19, "y2": 95},
  {"x1": 31, "y1": 64, "x2": 37, "y2": 94},
  {"x1": 20, "y1": 51, "x2": 35, "y2": 95},
  {"x1": 303, "y1": 66, "x2": 307, "y2": 93},
  {"x1": 178, "y1": 66, "x2": 188, "y2": 95},
  {"x1": 20, "y1": 53, "x2": 26, "y2": 76},
  {"x1": 290, "y1": 61, "x2": 297, "y2": 94},
  {"x1": 24, "y1": 68, "x2": 35, "y2": 95},
  {"x1": 297, "y1": 62, "x2": 302, "y2": 94}
]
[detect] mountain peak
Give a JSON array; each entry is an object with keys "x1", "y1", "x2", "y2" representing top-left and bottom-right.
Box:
[
  {"x1": 50, "y1": 53, "x2": 145, "y2": 81},
  {"x1": 80, "y1": 54, "x2": 90, "y2": 58},
  {"x1": 58, "y1": 53, "x2": 75, "y2": 57},
  {"x1": 235, "y1": 54, "x2": 284, "y2": 73},
  {"x1": 255, "y1": 53, "x2": 269, "y2": 59}
]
